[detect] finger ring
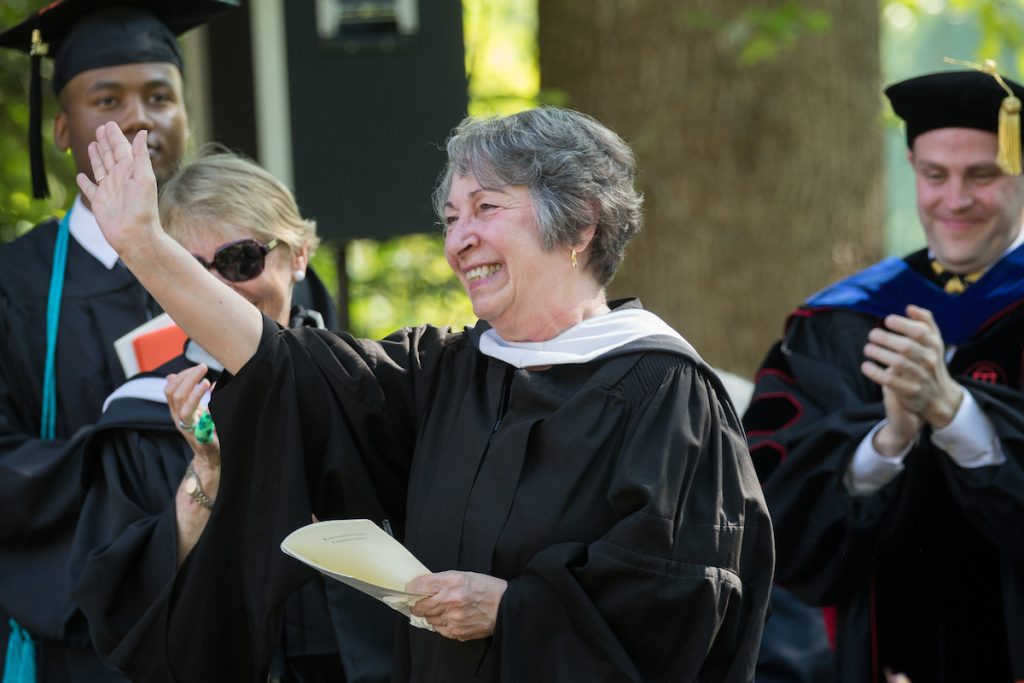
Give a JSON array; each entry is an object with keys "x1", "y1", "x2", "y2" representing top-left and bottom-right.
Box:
[
  {"x1": 96, "y1": 174, "x2": 107, "y2": 183},
  {"x1": 178, "y1": 418, "x2": 195, "y2": 431}
]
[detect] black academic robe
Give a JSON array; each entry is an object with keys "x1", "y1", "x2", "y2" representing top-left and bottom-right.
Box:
[
  {"x1": 0, "y1": 218, "x2": 151, "y2": 683},
  {"x1": 754, "y1": 586, "x2": 833, "y2": 683},
  {"x1": 67, "y1": 351, "x2": 393, "y2": 683},
  {"x1": 159, "y1": 299, "x2": 774, "y2": 682},
  {"x1": 745, "y1": 248, "x2": 1024, "y2": 683}
]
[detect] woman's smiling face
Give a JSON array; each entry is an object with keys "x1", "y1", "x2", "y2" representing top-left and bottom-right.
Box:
[{"x1": 443, "y1": 173, "x2": 577, "y2": 341}]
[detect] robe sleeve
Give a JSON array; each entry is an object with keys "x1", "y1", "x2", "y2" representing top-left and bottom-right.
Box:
[
  {"x1": 67, "y1": 424, "x2": 184, "y2": 683},
  {"x1": 0, "y1": 415, "x2": 83, "y2": 538},
  {"x1": 935, "y1": 380, "x2": 1024, "y2": 562},
  {"x1": 745, "y1": 310, "x2": 1024, "y2": 604},
  {"x1": 162, "y1": 316, "x2": 450, "y2": 681},
  {"x1": 490, "y1": 358, "x2": 774, "y2": 683},
  {"x1": 0, "y1": 288, "x2": 88, "y2": 541}
]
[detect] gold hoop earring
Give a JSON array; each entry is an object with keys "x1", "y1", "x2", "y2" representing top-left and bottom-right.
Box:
[{"x1": 571, "y1": 249, "x2": 578, "y2": 269}]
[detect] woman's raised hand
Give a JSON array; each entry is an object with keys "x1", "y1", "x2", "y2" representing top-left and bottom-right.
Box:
[
  {"x1": 76, "y1": 122, "x2": 160, "y2": 255},
  {"x1": 75, "y1": 123, "x2": 263, "y2": 377}
]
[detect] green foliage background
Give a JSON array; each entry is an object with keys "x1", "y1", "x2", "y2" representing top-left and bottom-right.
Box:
[{"x1": 0, "y1": 0, "x2": 77, "y2": 244}]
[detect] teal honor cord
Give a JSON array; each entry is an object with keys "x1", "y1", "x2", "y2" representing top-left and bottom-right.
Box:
[
  {"x1": 2, "y1": 619, "x2": 35, "y2": 683},
  {"x1": 40, "y1": 210, "x2": 71, "y2": 440}
]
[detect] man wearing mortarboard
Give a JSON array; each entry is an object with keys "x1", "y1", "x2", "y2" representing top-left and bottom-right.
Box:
[
  {"x1": 0, "y1": 2, "x2": 233, "y2": 680},
  {"x1": 744, "y1": 65, "x2": 1024, "y2": 681}
]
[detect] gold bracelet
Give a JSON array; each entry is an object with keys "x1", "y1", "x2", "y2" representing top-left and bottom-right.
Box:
[{"x1": 184, "y1": 461, "x2": 214, "y2": 509}]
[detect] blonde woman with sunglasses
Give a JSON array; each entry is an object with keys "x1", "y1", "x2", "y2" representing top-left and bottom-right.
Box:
[{"x1": 67, "y1": 148, "x2": 394, "y2": 682}]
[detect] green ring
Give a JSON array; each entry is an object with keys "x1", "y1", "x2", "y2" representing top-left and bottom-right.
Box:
[{"x1": 193, "y1": 411, "x2": 215, "y2": 444}]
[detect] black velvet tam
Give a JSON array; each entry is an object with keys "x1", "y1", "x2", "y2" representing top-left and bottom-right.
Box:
[{"x1": 885, "y1": 69, "x2": 1024, "y2": 147}]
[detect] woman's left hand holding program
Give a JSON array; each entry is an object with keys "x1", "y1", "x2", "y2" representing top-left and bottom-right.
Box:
[
  {"x1": 407, "y1": 571, "x2": 508, "y2": 642},
  {"x1": 76, "y1": 121, "x2": 161, "y2": 257}
]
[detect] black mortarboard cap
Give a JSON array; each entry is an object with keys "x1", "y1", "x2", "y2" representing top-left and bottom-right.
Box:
[
  {"x1": 885, "y1": 66, "x2": 1024, "y2": 175},
  {"x1": 0, "y1": 0, "x2": 238, "y2": 198}
]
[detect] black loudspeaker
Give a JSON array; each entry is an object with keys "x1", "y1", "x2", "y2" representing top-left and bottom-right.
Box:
[{"x1": 207, "y1": 0, "x2": 467, "y2": 241}]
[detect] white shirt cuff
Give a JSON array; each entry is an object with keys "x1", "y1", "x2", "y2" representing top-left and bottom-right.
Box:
[
  {"x1": 929, "y1": 388, "x2": 1006, "y2": 469},
  {"x1": 843, "y1": 421, "x2": 910, "y2": 496}
]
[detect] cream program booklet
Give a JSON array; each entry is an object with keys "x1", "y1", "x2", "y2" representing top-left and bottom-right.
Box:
[{"x1": 281, "y1": 519, "x2": 434, "y2": 625}]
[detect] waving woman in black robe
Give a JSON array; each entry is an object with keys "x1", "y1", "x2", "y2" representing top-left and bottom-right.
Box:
[{"x1": 78, "y1": 108, "x2": 774, "y2": 682}]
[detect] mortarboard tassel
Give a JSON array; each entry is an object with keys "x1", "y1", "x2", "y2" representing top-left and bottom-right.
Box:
[
  {"x1": 29, "y1": 28, "x2": 50, "y2": 199},
  {"x1": 997, "y1": 85, "x2": 1022, "y2": 176},
  {"x1": 3, "y1": 618, "x2": 37, "y2": 683},
  {"x1": 985, "y1": 59, "x2": 1023, "y2": 176}
]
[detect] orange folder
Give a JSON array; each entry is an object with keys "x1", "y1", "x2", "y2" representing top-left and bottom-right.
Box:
[
  {"x1": 114, "y1": 313, "x2": 187, "y2": 377},
  {"x1": 132, "y1": 323, "x2": 188, "y2": 373}
]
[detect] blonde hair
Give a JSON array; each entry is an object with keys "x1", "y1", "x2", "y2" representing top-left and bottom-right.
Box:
[{"x1": 158, "y1": 144, "x2": 320, "y2": 253}]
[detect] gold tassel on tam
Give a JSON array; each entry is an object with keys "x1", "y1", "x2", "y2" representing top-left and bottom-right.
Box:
[
  {"x1": 996, "y1": 81, "x2": 1022, "y2": 175},
  {"x1": 944, "y1": 57, "x2": 1023, "y2": 175}
]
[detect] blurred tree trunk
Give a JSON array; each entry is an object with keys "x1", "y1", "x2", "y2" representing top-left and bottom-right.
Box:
[{"x1": 539, "y1": 0, "x2": 882, "y2": 378}]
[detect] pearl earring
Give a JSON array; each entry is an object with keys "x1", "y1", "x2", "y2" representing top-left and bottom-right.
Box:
[{"x1": 293, "y1": 270, "x2": 306, "y2": 283}]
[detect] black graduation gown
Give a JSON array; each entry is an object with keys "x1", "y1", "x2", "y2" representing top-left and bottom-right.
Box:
[
  {"x1": 0, "y1": 218, "x2": 152, "y2": 683},
  {"x1": 67, "y1": 351, "x2": 394, "y2": 683},
  {"x1": 745, "y1": 249, "x2": 1024, "y2": 683},
  {"x1": 754, "y1": 586, "x2": 833, "y2": 683},
  {"x1": 161, "y1": 300, "x2": 774, "y2": 682}
]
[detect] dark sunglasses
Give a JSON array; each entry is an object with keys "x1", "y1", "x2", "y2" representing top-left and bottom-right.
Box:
[{"x1": 193, "y1": 238, "x2": 280, "y2": 282}]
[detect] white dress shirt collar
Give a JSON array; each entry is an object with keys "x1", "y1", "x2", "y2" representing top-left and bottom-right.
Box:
[{"x1": 67, "y1": 195, "x2": 119, "y2": 270}]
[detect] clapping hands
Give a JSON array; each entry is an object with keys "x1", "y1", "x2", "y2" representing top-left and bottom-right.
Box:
[{"x1": 861, "y1": 304, "x2": 963, "y2": 454}]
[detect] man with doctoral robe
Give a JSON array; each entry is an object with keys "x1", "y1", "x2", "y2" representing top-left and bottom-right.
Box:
[{"x1": 745, "y1": 67, "x2": 1024, "y2": 682}]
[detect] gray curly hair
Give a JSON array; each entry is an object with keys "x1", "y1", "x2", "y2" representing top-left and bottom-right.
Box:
[{"x1": 433, "y1": 106, "x2": 643, "y2": 285}]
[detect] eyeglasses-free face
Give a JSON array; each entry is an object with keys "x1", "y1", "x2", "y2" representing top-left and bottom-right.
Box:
[{"x1": 193, "y1": 238, "x2": 280, "y2": 282}]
